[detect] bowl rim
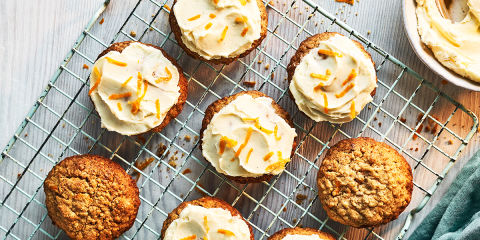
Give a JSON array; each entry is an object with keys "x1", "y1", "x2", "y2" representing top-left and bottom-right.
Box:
[{"x1": 402, "y1": 0, "x2": 480, "y2": 91}]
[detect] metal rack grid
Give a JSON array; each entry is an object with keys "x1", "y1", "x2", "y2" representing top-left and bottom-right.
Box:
[{"x1": 0, "y1": 0, "x2": 478, "y2": 239}]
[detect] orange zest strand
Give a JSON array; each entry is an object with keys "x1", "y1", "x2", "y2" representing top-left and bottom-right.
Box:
[
  {"x1": 235, "y1": 16, "x2": 248, "y2": 24},
  {"x1": 89, "y1": 67, "x2": 102, "y2": 95},
  {"x1": 213, "y1": 0, "x2": 219, "y2": 4},
  {"x1": 350, "y1": 101, "x2": 356, "y2": 119},
  {"x1": 117, "y1": 102, "x2": 123, "y2": 111},
  {"x1": 313, "y1": 82, "x2": 324, "y2": 92},
  {"x1": 241, "y1": 27, "x2": 249, "y2": 37},
  {"x1": 242, "y1": 118, "x2": 273, "y2": 134},
  {"x1": 318, "y1": 49, "x2": 342, "y2": 57},
  {"x1": 109, "y1": 92, "x2": 132, "y2": 100},
  {"x1": 263, "y1": 152, "x2": 274, "y2": 161},
  {"x1": 219, "y1": 26, "x2": 228, "y2": 42},
  {"x1": 155, "y1": 99, "x2": 160, "y2": 119},
  {"x1": 180, "y1": 235, "x2": 196, "y2": 240},
  {"x1": 234, "y1": 127, "x2": 253, "y2": 158},
  {"x1": 136, "y1": 72, "x2": 142, "y2": 96},
  {"x1": 321, "y1": 92, "x2": 329, "y2": 113},
  {"x1": 105, "y1": 57, "x2": 127, "y2": 67},
  {"x1": 245, "y1": 148, "x2": 253, "y2": 163},
  {"x1": 188, "y1": 14, "x2": 201, "y2": 21},
  {"x1": 274, "y1": 125, "x2": 281, "y2": 141},
  {"x1": 342, "y1": 69, "x2": 357, "y2": 86},
  {"x1": 219, "y1": 136, "x2": 238, "y2": 154},
  {"x1": 121, "y1": 76, "x2": 133, "y2": 87},
  {"x1": 310, "y1": 69, "x2": 331, "y2": 81},
  {"x1": 205, "y1": 22, "x2": 213, "y2": 30},
  {"x1": 218, "y1": 229, "x2": 235, "y2": 236},
  {"x1": 239, "y1": 0, "x2": 247, "y2": 5},
  {"x1": 209, "y1": 13, "x2": 216, "y2": 18},
  {"x1": 130, "y1": 81, "x2": 148, "y2": 114},
  {"x1": 335, "y1": 83, "x2": 355, "y2": 98},
  {"x1": 155, "y1": 67, "x2": 172, "y2": 83}
]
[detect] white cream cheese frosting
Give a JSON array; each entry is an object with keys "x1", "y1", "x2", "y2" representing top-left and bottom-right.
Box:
[
  {"x1": 89, "y1": 42, "x2": 181, "y2": 135},
  {"x1": 290, "y1": 34, "x2": 377, "y2": 123},
  {"x1": 173, "y1": 0, "x2": 262, "y2": 60},
  {"x1": 163, "y1": 205, "x2": 251, "y2": 240},
  {"x1": 416, "y1": 0, "x2": 480, "y2": 82},
  {"x1": 282, "y1": 234, "x2": 324, "y2": 240},
  {"x1": 202, "y1": 94, "x2": 297, "y2": 178}
]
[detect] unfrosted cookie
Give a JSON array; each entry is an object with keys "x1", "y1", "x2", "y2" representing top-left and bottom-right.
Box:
[
  {"x1": 89, "y1": 41, "x2": 188, "y2": 135},
  {"x1": 44, "y1": 155, "x2": 140, "y2": 240},
  {"x1": 287, "y1": 32, "x2": 377, "y2": 123},
  {"x1": 169, "y1": 0, "x2": 268, "y2": 64},
  {"x1": 268, "y1": 227, "x2": 335, "y2": 240},
  {"x1": 161, "y1": 197, "x2": 254, "y2": 240},
  {"x1": 317, "y1": 137, "x2": 413, "y2": 227},
  {"x1": 200, "y1": 91, "x2": 297, "y2": 183}
]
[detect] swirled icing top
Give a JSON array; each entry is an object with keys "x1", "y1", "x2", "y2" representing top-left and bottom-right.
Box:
[
  {"x1": 89, "y1": 42, "x2": 181, "y2": 135},
  {"x1": 289, "y1": 34, "x2": 377, "y2": 123},
  {"x1": 173, "y1": 0, "x2": 262, "y2": 60},
  {"x1": 163, "y1": 205, "x2": 251, "y2": 240},
  {"x1": 202, "y1": 94, "x2": 297, "y2": 178}
]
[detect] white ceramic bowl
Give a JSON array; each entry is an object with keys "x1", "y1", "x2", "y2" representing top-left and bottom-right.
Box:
[{"x1": 402, "y1": 0, "x2": 480, "y2": 91}]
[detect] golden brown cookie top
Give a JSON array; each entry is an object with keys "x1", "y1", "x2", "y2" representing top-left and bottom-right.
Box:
[
  {"x1": 161, "y1": 197, "x2": 254, "y2": 240},
  {"x1": 200, "y1": 91, "x2": 297, "y2": 183},
  {"x1": 44, "y1": 155, "x2": 140, "y2": 240},
  {"x1": 317, "y1": 137, "x2": 413, "y2": 228},
  {"x1": 268, "y1": 227, "x2": 336, "y2": 240}
]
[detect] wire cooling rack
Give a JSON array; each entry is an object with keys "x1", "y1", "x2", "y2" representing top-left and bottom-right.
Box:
[{"x1": 1, "y1": 0, "x2": 478, "y2": 239}]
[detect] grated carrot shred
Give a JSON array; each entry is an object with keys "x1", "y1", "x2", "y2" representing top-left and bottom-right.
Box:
[
  {"x1": 109, "y1": 92, "x2": 132, "y2": 100},
  {"x1": 313, "y1": 82, "x2": 324, "y2": 92},
  {"x1": 239, "y1": 0, "x2": 247, "y2": 5},
  {"x1": 274, "y1": 125, "x2": 281, "y2": 140},
  {"x1": 188, "y1": 14, "x2": 201, "y2": 21},
  {"x1": 163, "y1": 4, "x2": 170, "y2": 11},
  {"x1": 241, "y1": 27, "x2": 249, "y2": 36},
  {"x1": 335, "y1": 83, "x2": 355, "y2": 98},
  {"x1": 105, "y1": 57, "x2": 127, "y2": 67},
  {"x1": 263, "y1": 152, "x2": 274, "y2": 161},
  {"x1": 310, "y1": 69, "x2": 331, "y2": 81},
  {"x1": 318, "y1": 49, "x2": 342, "y2": 57},
  {"x1": 121, "y1": 76, "x2": 133, "y2": 87},
  {"x1": 265, "y1": 157, "x2": 290, "y2": 172},
  {"x1": 219, "y1": 26, "x2": 228, "y2": 42},
  {"x1": 155, "y1": 99, "x2": 160, "y2": 119},
  {"x1": 350, "y1": 101, "x2": 356, "y2": 119},
  {"x1": 155, "y1": 67, "x2": 172, "y2": 83},
  {"x1": 204, "y1": 216, "x2": 209, "y2": 235},
  {"x1": 342, "y1": 69, "x2": 357, "y2": 86},
  {"x1": 130, "y1": 81, "x2": 148, "y2": 114},
  {"x1": 235, "y1": 16, "x2": 248, "y2": 24},
  {"x1": 245, "y1": 148, "x2": 253, "y2": 163},
  {"x1": 209, "y1": 13, "x2": 216, "y2": 18},
  {"x1": 205, "y1": 22, "x2": 213, "y2": 30},
  {"x1": 213, "y1": 0, "x2": 219, "y2": 4},
  {"x1": 242, "y1": 118, "x2": 273, "y2": 134},
  {"x1": 219, "y1": 136, "x2": 238, "y2": 155},
  {"x1": 218, "y1": 229, "x2": 235, "y2": 236},
  {"x1": 88, "y1": 67, "x2": 102, "y2": 95},
  {"x1": 117, "y1": 102, "x2": 123, "y2": 111},
  {"x1": 180, "y1": 235, "x2": 196, "y2": 240},
  {"x1": 137, "y1": 72, "x2": 142, "y2": 96}
]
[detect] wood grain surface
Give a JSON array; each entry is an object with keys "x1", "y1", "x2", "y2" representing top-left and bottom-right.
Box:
[{"x1": 1, "y1": 0, "x2": 480, "y2": 239}]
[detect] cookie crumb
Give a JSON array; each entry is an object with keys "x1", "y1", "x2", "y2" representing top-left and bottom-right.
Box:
[
  {"x1": 130, "y1": 31, "x2": 137, "y2": 37},
  {"x1": 99, "y1": 18, "x2": 104, "y2": 25},
  {"x1": 82, "y1": 64, "x2": 89, "y2": 70},
  {"x1": 182, "y1": 168, "x2": 192, "y2": 175},
  {"x1": 194, "y1": 136, "x2": 199, "y2": 141},
  {"x1": 17, "y1": 173, "x2": 22, "y2": 179},
  {"x1": 163, "y1": 4, "x2": 171, "y2": 11},
  {"x1": 400, "y1": 117, "x2": 406, "y2": 123},
  {"x1": 157, "y1": 143, "x2": 167, "y2": 157},
  {"x1": 24, "y1": 133, "x2": 28, "y2": 137},
  {"x1": 447, "y1": 139, "x2": 453, "y2": 145},
  {"x1": 295, "y1": 194, "x2": 308, "y2": 204},
  {"x1": 264, "y1": 64, "x2": 270, "y2": 70},
  {"x1": 137, "y1": 135, "x2": 146, "y2": 144},
  {"x1": 367, "y1": 30, "x2": 371, "y2": 35},
  {"x1": 243, "y1": 81, "x2": 256, "y2": 87},
  {"x1": 268, "y1": 0, "x2": 274, "y2": 6},
  {"x1": 441, "y1": 80, "x2": 448, "y2": 85},
  {"x1": 184, "y1": 135, "x2": 191, "y2": 142},
  {"x1": 283, "y1": 207, "x2": 287, "y2": 212},
  {"x1": 257, "y1": 60, "x2": 263, "y2": 64}
]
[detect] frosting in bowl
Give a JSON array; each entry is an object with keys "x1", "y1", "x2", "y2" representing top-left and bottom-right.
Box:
[
  {"x1": 89, "y1": 42, "x2": 181, "y2": 135},
  {"x1": 416, "y1": 0, "x2": 480, "y2": 82},
  {"x1": 202, "y1": 94, "x2": 297, "y2": 178},
  {"x1": 163, "y1": 205, "x2": 251, "y2": 240},
  {"x1": 173, "y1": 0, "x2": 262, "y2": 60},
  {"x1": 289, "y1": 34, "x2": 377, "y2": 123}
]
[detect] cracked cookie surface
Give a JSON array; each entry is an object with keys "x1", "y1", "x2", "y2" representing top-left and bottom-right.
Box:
[
  {"x1": 44, "y1": 155, "x2": 140, "y2": 240},
  {"x1": 317, "y1": 137, "x2": 413, "y2": 228}
]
